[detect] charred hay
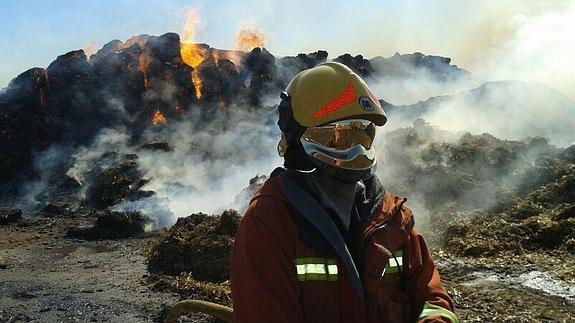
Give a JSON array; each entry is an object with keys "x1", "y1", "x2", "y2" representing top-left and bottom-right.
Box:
[
  {"x1": 0, "y1": 31, "x2": 470, "y2": 191},
  {"x1": 66, "y1": 210, "x2": 149, "y2": 240},
  {"x1": 147, "y1": 273, "x2": 231, "y2": 306},
  {"x1": 444, "y1": 172, "x2": 575, "y2": 257},
  {"x1": 146, "y1": 210, "x2": 240, "y2": 282},
  {"x1": 381, "y1": 120, "x2": 575, "y2": 259}
]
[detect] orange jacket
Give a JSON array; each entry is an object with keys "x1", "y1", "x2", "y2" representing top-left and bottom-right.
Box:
[{"x1": 231, "y1": 175, "x2": 456, "y2": 323}]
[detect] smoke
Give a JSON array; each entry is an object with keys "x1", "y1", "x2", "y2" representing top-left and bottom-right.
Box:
[
  {"x1": 417, "y1": 81, "x2": 575, "y2": 148},
  {"x1": 134, "y1": 106, "x2": 280, "y2": 217},
  {"x1": 5, "y1": 2, "x2": 573, "y2": 232},
  {"x1": 366, "y1": 3, "x2": 575, "y2": 148},
  {"x1": 367, "y1": 64, "x2": 478, "y2": 106},
  {"x1": 64, "y1": 104, "x2": 281, "y2": 225},
  {"x1": 13, "y1": 145, "x2": 77, "y2": 213},
  {"x1": 373, "y1": 119, "x2": 564, "y2": 234},
  {"x1": 460, "y1": 2, "x2": 575, "y2": 101}
]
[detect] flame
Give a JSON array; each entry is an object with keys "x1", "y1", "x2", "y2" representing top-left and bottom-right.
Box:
[
  {"x1": 235, "y1": 26, "x2": 266, "y2": 51},
  {"x1": 152, "y1": 109, "x2": 167, "y2": 126},
  {"x1": 180, "y1": 9, "x2": 209, "y2": 100},
  {"x1": 114, "y1": 36, "x2": 153, "y2": 90},
  {"x1": 138, "y1": 54, "x2": 150, "y2": 90},
  {"x1": 180, "y1": 9, "x2": 204, "y2": 68},
  {"x1": 192, "y1": 71, "x2": 203, "y2": 99},
  {"x1": 139, "y1": 54, "x2": 150, "y2": 90}
]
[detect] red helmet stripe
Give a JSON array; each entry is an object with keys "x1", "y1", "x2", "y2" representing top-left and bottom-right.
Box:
[{"x1": 312, "y1": 82, "x2": 357, "y2": 119}]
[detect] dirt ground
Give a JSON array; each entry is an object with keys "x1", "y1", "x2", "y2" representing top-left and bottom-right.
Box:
[
  {"x1": 1, "y1": 217, "x2": 574, "y2": 323},
  {"x1": 0, "y1": 218, "x2": 178, "y2": 323}
]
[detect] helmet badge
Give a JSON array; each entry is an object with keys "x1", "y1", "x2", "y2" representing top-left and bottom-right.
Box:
[{"x1": 358, "y1": 96, "x2": 374, "y2": 112}]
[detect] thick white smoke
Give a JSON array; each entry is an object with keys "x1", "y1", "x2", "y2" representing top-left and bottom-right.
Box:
[
  {"x1": 367, "y1": 4, "x2": 575, "y2": 148},
  {"x1": 471, "y1": 3, "x2": 575, "y2": 102},
  {"x1": 65, "y1": 105, "x2": 282, "y2": 224}
]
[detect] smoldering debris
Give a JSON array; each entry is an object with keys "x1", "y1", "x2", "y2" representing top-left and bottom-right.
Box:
[
  {"x1": 146, "y1": 210, "x2": 240, "y2": 282},
  {"x1": 144, "y1": 210, "x2": 239, "y2": 313},
  {"x1": 444, "y1": 171, "x2": 575, "y2": 257},
  {"x1": 66, "y1": 210, "x2": 150, "y2": 240},
  {"x1": 377, "y1": 119, "x2": 574, "y2": 245}
]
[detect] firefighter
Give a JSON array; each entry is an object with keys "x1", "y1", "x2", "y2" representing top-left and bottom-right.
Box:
[{"x1": 230, "y1": 62, "x2": 457, "y2": 323}]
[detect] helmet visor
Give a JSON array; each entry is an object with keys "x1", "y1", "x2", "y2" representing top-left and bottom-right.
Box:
[
  {"x1": 303, "y1": 119, "x2": 376, "y2": 150},
  {"x1": 300, "y1": 119, "x2": 377, "y2": 170}
]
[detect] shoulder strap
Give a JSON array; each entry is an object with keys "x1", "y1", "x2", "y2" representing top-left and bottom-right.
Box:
[{"x1": 279, "y1": 172, "x2": 365, "y2": 300}]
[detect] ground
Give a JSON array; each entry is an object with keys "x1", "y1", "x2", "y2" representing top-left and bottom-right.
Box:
[
  {"x1": 0, "y1": 218, "x2": 178, "y2": 323},
  {"x1": 1, "y1": 216, "x2": 574, "y2": 322}
]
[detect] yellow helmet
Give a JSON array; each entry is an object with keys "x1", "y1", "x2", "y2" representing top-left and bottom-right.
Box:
[
  {"x1": 286, "y1": 62, "x2": 387, "y2": 128},
  {"x1": 277, "y1": 62, "x2": 386, "y2": 182}
]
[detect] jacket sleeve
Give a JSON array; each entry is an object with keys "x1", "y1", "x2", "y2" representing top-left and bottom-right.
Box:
[
  {"x1": 406, "y1": 229, "x2": 458, "y2": 323},
  {"x1": 230, "y1": 196, "x2": 304, "y2": 323}
]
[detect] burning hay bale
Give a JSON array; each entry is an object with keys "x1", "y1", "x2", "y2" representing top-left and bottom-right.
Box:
[
  {"x1": 0, "y1": 209, "x2": 22, "y2": 225},
  {"x1": 146, "y1": 210, "x2": 241, "y2": 282},
  {"x1": 66, "y1": 210, "x2": 150, "y2": 240}
]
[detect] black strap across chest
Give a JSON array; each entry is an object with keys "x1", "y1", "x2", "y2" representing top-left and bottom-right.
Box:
[{"x1": 279, "y1": 172, "x2": 365, "y2": 300}]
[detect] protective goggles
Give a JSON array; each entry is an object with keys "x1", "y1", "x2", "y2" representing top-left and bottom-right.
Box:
[{"x1": 300, "y1": 119, "x2": 377, "y2": 170}]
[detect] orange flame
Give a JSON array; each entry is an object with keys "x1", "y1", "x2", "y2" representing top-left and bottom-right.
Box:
[
  {"x1": 235, "y1": 26, "x2": 266, "y2": 51},
  {"x1": 139, "y1": 54, "x2": 151, "y2": 90},
  {"x1": 180, "y1": 9, "x2": 204, "y2": 67},
  {"x1": 180, "y1": 8, "x2": 207, "y2": 100},
  {"x1": 152, "y1": 109, "x2": 167, "y2": 126},
  {"x1": 191, "y1": 72, "x2": 203, "y2": 99}
]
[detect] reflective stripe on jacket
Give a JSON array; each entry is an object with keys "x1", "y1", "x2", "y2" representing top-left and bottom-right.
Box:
[{"x1": 230, "y1": 176, "x2": 456, "y2": 323}]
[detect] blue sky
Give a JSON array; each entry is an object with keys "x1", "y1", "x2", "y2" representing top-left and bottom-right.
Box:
[{"x1": 1, "y1": 0, "x2": 572, "y2": 94}]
